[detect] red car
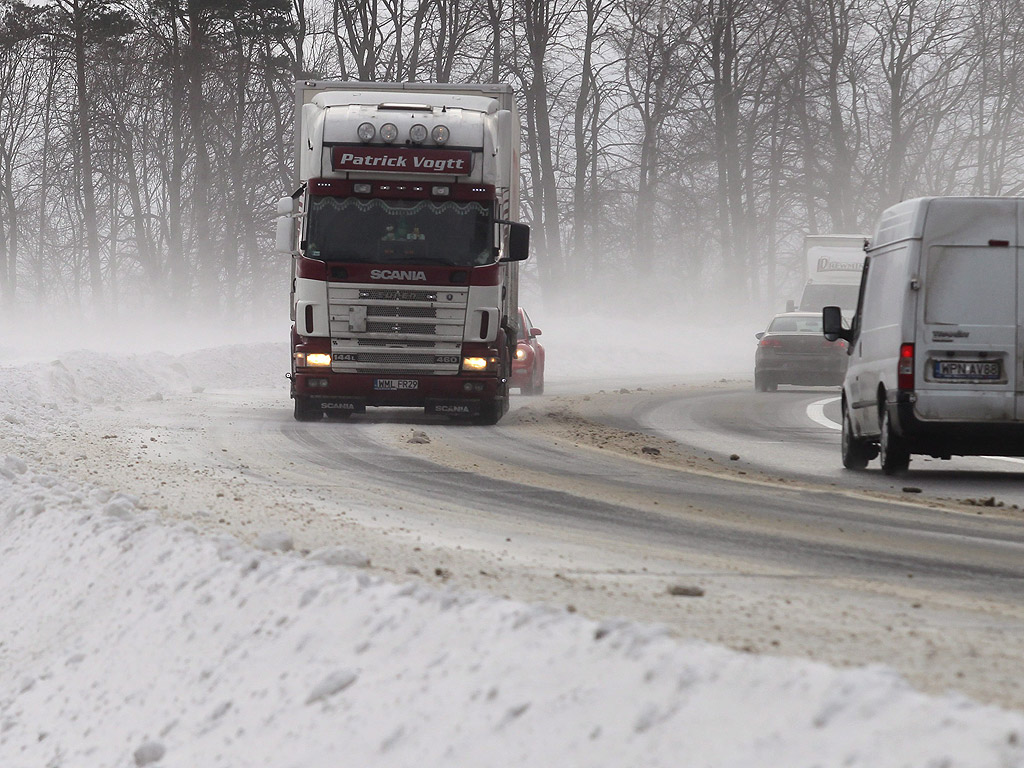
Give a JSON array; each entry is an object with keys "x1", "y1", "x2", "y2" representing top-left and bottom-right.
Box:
[{"x1": 510, "y1": 307, "x2": 545, "y2": 395}]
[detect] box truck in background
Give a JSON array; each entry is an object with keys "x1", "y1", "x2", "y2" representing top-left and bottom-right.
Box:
[{"x1": 792, "y1": 234, "x2": 867, "y2": 317}]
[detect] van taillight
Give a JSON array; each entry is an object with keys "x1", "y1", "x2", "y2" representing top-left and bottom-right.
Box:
[{"x1": 897, "y1": 343, "x2": 914, "y2": 390}]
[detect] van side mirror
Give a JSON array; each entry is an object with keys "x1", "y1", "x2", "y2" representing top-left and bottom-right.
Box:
[
  {"x1": 822, "y1": 305, "x2": 850, "y2": 343},
  {"x1": 276, "y1": 196, "x2": 298, "y2": 255}
]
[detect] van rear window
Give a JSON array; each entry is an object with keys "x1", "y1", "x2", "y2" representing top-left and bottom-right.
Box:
[{"x1": 924, "y1": 246, "x2": 1016, "y2": 326}]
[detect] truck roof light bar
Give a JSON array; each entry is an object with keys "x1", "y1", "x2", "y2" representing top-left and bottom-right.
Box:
[
  {"x1": 353, "y1": 183, "x2": 372, "y2": 194},
  {"x1": 380, "y1": 123, "x2": 398, "y2": 143},
  {"x1": 432, "y1": 185, "x2": 450, "y2": 196},
  {"x1": 409, "y1": 124, "x2": 428, "y2": 144},
  {"x1": 431, "y1": 125, "x2": 450, "y2": 145},
  {"x1": 357, "y1": 122, "x2": 375, "y2": 142}
]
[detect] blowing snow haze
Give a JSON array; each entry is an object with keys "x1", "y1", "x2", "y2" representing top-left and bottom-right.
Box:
[{"x1": 6, "y1": 0, "x2": 1024, "y2": 761}]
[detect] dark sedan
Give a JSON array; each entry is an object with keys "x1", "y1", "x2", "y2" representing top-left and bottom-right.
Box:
[{"x1": 754, "y1": 312, "x2": 847, "y2": 392}]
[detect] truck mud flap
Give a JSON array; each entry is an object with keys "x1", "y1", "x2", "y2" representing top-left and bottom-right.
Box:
[{"x1": 425, "y1": 399, "x2": 481, "y2": 417}]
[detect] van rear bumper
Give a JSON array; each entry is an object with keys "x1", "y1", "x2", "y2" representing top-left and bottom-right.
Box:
[{"x1": 891, "y1": 398, "x2": 1024, "y2": 457}]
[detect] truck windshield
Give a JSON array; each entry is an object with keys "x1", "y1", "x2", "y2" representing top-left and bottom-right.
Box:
[{"x1": 305, "y1": 196, "x2": 494, "y2": 266}]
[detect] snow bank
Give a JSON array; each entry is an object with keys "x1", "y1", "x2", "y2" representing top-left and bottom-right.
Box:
[{"x1": 1, "y1": 459, "x2": 1022, "y2": 768}]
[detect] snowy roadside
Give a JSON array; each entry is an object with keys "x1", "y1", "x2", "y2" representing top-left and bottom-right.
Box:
[
  {"x1": 2, "y1": 456, "x2": 1023, "y2": 768},
  {"x1": 1, "y1": 342, "x2": 1023, "y2": 766}
]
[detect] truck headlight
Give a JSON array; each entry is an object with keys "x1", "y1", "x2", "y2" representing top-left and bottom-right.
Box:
[
  {"x1": 462, "y1": 356, "x2": 498, "y2": 372},
  {"x1": 305, "y1": 353, "x2": 332, "y2": 367}
]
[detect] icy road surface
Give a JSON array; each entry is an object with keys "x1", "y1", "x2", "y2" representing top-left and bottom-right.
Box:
[{"x1": 1, "y1": 341, "x2": 1023, "y2": 766}]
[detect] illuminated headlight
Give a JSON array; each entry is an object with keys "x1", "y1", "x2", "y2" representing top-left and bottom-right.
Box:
[
  {"x1": 305, "y1": 353, "x2": 332, "y2": 367},
  {"x1": 357, "y1": 122, "x2": 376, "y2": 142},
  {"x1": 380, "y1": 123, "x2": 398, "y2": 143},
  {"x1": 409, "y1": 124, "x2": 428, "y2": 144},
  {"x1": 431, "y1": 125, "x2": 450, "y2": 145},
  {"x1": 515, "y1": 347, "x2": 527, "y2": 360},
  {"x1": 462, "y1": 356, "x2": 498, "y2": 372}
]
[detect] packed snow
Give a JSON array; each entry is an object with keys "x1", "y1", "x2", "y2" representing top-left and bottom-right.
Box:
[{"x1": 1, "y1": 326, "x2": 1023, "y2": 766}]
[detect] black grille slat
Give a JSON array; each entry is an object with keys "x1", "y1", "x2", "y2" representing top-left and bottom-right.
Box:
[
  {"x1": 366, "y1": 322, "x2": 437, "y2": 335},
  {"x1": 360, "y1": 289, "x2": 435, "y2": 301},
  {"x1": 356, "y1": 339, "x2": 436, "y2": 348},
  {"x1": 368, "y1": 306, "x2": 437, "y2": 318},
  {"x1": 358, "y1": 353, "x2": 436, "y2": 364}
]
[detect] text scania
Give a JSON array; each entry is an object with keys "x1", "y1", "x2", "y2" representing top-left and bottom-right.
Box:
[{"x1": 371, "y1": 269, "x2": 427, "y2": 281}]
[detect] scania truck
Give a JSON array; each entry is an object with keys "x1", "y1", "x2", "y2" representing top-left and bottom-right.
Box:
[{"x1": 276, "y1": 82, "x2": 530, "y2": 424}]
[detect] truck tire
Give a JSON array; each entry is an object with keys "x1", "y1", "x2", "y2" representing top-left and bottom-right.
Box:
[
  {"x1": 293, "y1": 396, "x2": 321, "y2": 422},
  {"x1": 879, "y1": 407, "x2": 910, "y2": 474},
  {"x1": 841, "y1": 408, "x2": 871, "y2": 470}
]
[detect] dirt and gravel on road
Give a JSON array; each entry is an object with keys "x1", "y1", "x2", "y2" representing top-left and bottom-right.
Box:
[{"x1": 4, "y1": 351, "x2": 1021, "y2": 713}]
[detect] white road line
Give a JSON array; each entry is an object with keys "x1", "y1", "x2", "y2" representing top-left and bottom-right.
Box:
[
  {"x1": 805, "y1": 395, "x2": 1024, "y2": 466},
  {"x1": 807, "y1": 396, "x2": 841, "y2": 431}
]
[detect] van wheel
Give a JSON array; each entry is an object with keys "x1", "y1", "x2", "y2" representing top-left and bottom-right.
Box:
[
  {"x1": 841, "y1": 408, "x2": 871, "y2": 470},
  {"x1": 879, "y1": 407, "x2": 910, "y2": 474}
]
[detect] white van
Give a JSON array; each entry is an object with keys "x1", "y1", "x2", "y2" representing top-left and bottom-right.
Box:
[{"x1": 823, "y1": 196, "x2": 1024, "y2": 473}]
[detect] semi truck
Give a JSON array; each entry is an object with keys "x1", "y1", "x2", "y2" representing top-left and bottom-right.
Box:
[
  {"x1": 276, "y1": 81, "x2": 530, "y2": 424},
  {"x1": 792, "y1": 234, "x2": 867, "y2": 318}
]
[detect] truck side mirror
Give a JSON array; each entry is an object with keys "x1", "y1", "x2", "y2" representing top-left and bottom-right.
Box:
[
  {"x1": 276, "y1": 196, "x2": 298, "y2": 255},
  {"x1": 822, "y1": 305, "x2": 850, "y2": 343},
  {"x1": 500, "y1": 221, "x2": 530, "y2": 262}
]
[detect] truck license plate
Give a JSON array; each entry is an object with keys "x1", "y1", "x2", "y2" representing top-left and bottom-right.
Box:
[
  {"x1": 933, "y1": 360, "x2": 1001, "y2": 380},
  {"x1": 374, "y1": 378, "x2": 419, "y2": 391}
]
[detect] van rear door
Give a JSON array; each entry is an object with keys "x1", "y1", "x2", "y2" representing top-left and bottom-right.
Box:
[{"x1": 914, "y1": 198, "x2": 1019, "y2": 423}]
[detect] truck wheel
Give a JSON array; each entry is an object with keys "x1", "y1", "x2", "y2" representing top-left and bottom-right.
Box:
[
  {"x1": 293, "y1": 396, "x2": 321, "y2": 422},
  {"x1": 879, "y1": 407, "x2": 910, "y2": 474},
  {"x1": 841, "y1": 408, "x2": 870, "y2": 470}
]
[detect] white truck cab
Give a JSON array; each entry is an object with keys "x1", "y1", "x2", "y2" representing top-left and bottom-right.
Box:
[{"x1": 824, "y1": 196, "x2": 1024, "y2": 473}]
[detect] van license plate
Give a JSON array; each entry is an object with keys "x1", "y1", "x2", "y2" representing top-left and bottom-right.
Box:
[
  {"x1": 374, "y1": 379, "x2": 419, "y2": 391},
  {"x1": 933, "y1": 360, "x2": 1001, "y2": 380}
]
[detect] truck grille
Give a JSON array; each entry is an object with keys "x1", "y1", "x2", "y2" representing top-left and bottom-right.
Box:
[{"x1": 328, "y1": 282, "x2": 468, "y2": 374}]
